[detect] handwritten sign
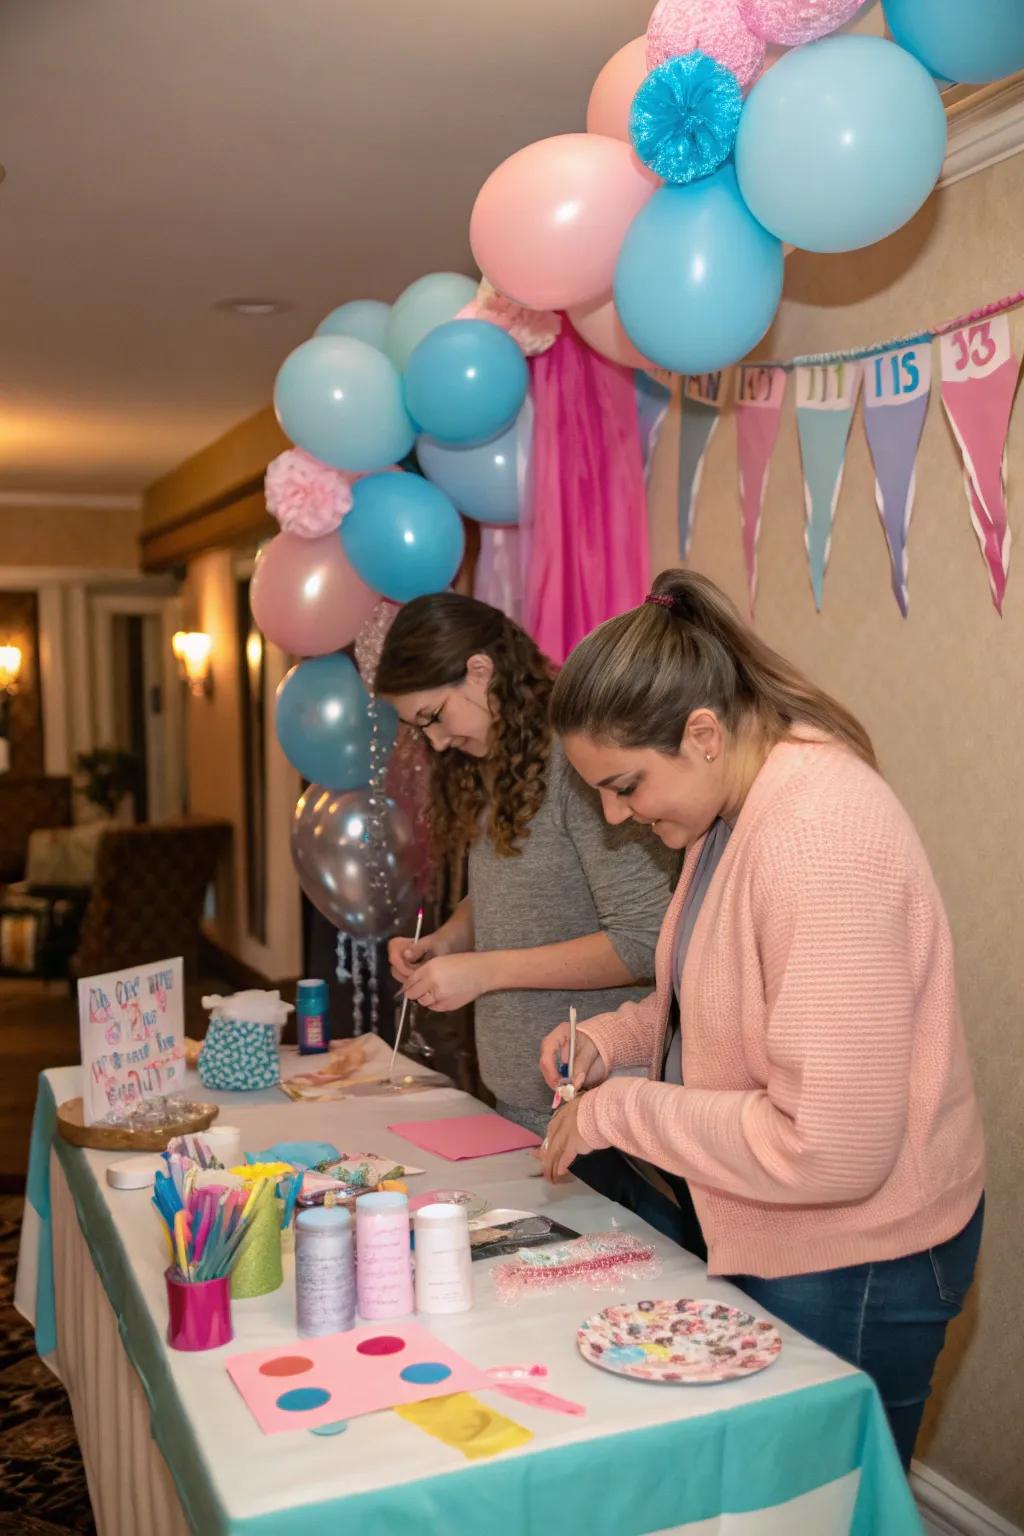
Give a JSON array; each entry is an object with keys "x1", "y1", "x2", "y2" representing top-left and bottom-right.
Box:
[{"x1": 78, "y1": 956, "x2": 185, "y2": 1124}]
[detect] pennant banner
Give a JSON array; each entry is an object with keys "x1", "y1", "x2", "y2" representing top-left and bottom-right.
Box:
[
  {"x1": 735, "y1": 366, "x2": 787, "y2": 615},
  {"x1": 940, "y1": 315, "x2": 1018, "y2": 613},
  {"x1": 795, "y1": 361, "x2": 862, "y2": 610},
  {"x1": 863, "y1": 343, "x2": 932, "y2": 617},
  {"x1": 635, "y1": 370, "x2": 672, "y2": 485},
  {"x1": 678, "y1": 372, "x2": 725, "y2": 558}
]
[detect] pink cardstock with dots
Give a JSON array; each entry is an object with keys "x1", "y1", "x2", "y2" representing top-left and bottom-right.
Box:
[{"x1": 225, "y1": 1322, "x2": 489, "y2": 1434}]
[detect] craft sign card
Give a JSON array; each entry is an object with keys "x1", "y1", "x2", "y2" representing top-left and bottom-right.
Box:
[
  {"x1": 78, "y1": 956, "x2": 184, "y2": 1124},
  {"x1": 226, "y1": 1322, "x2": 490, "y2": 1434}
]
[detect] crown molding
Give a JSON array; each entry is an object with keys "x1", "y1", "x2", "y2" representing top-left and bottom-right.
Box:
[
  {"x1": 0, "y1": 490, "x2": 143, "y2": 511},
  {"x1": 940, "y1": 72, "x2": 1024, "y2": 188}
]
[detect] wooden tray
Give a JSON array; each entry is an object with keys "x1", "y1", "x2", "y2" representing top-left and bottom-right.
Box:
[{"x1": 56, "y1": 1098, "x2": 220, "y2": 1152}]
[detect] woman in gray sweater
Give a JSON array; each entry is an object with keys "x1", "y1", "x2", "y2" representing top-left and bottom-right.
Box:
[{"x1": 376, "y1": 593, "x2": 677, "y2": 1139}]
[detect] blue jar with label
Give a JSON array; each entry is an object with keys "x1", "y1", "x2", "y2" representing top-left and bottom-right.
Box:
[{"x1": 296, "y1": 978, "x2": 330, "y2": 1055}]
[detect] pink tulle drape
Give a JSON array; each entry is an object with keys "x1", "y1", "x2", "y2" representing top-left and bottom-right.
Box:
[{"x1": 523, "y1": 326, "x2": 648, "y2": 663}]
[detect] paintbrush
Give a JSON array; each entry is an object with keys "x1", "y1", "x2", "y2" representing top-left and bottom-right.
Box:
[{"x1": 389, "y1": 906, "x2": 424, "y2": 1082}]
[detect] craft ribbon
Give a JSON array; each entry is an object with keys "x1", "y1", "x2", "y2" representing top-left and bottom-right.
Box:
[{"x1": 862, "y1": 343, "x2": 932, "y2": 618}]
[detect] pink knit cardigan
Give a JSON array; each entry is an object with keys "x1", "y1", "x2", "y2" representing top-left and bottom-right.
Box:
[{"x1": 576, "y1": 738, "x2": 985, "y2": 1279}]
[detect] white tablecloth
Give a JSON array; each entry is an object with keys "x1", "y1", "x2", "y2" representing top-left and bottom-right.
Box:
[{"x1": 16, "y1": 1038, "x2": 921, "y2": 1536}]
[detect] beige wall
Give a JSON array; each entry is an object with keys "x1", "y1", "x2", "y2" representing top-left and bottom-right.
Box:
[
  {"x1": 649, "y1": 154, "x2": 1024, "y2": 1521},
  {"x1": 1, "y1": 502, "x2": 142, "y2": 568},
  {"x1": 183, "y1": 548, "x2": 302, "y2": 981}
]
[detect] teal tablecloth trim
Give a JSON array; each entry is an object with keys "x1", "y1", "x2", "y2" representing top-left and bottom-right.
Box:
[
  {"x1": 28, "y1": 1073, "x2": 922, "y2": 1536},
  {"x1": 25, "y1": 1073, "x2": 58, "y2": 1357}
]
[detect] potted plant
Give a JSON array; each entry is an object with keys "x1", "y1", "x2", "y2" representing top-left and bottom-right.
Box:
[{"x1": 75, "y1": 748, "x2": 139, "y2": 819}]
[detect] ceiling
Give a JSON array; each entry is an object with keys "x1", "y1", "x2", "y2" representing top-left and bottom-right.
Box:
[{"x1": 0, "y1": 0, "x2": 663, "y2": 497}]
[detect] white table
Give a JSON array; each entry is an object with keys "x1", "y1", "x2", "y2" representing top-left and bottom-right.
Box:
[{"x1": 16, "y1": 1038, "x2": 921, "y2": 1536}]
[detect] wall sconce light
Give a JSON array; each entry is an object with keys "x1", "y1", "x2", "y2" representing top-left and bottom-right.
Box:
[
  {"x1": 0, "y1": 644, "x2": 22, "y2": 695},
  {"x1": 172, "y1": 631, "x2": 213, "y2": 697}
]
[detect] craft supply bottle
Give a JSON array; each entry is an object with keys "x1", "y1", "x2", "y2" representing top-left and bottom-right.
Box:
[
  {"x1": 295, "y1": 1206, "x2": 356, "y2": 1337},
  {"x1": 355, "y1": 1191, "x2": 414, "y2": 1318},
  {"x1": 413, "y1": 1202, "x2": 473, "y2": 1315},
  {"x1": 296, "y1": 978, "x2": 330, "y2": 1055}
]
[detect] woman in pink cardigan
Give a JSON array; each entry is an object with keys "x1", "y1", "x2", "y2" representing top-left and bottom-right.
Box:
[{"x1": 538, "y1": 569, "x2": 984, "y2": 1469}]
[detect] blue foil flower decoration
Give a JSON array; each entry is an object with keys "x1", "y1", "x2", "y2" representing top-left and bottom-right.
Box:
[{"x1": 630, "y1": 51, "x2": 743, "y2": 185}]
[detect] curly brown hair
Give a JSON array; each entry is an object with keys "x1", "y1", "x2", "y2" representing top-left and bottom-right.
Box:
[{"x1": 376, "y1": 594, "x2": 554, "y2": 860}]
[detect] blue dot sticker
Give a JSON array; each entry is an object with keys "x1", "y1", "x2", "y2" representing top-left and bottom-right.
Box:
[
  {"x1": 399, "y1": 1361, "x2": 452, "y2": 1386},
  {"x1": 310, "y1": 1419, "x2": 349, "y2": 1437},
  {"x1": 277, "y1": 1386, "x2": 332, "y2": 1412}
]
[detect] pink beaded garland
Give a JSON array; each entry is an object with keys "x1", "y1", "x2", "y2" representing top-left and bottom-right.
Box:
[
  {"x1": 738, "y1": 0, "x2": 866, "y2": 47},
  {"x1": 646, "y1": 0, "x2": 766, "y2": 90}
]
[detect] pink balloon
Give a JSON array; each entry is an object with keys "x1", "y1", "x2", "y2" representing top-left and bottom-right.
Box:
[
  {"x1": 470, "y1": 134, "x2": 659, "y2": 312},
  {"x1": 586, "y1": 36, "x2": 649, "y2": 141},
  {"x1": 250, "y1": 531, "x2": 378, "y2": 657},
  {"x1": 646, "y1": 0, "x2": 765, "y2": 88},
  {"x1": 567, "y1": 294, "x2": 656, "y2": 371}
]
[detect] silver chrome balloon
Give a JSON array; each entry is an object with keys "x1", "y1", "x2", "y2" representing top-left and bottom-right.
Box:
[{"x1": 291, "y1": 786, "x2": 418, "y2": 942}]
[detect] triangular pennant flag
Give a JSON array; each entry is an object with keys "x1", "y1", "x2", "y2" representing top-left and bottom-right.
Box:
[
  {"x1": 735, "y1": 366, "x2": 787, "y2": 616},
  {"x1": 940, "y1": 314, "x2": 1018, "y2": 613},
  {"x1": 795, "y1": 362, "x2": 862, "y2": 610},
  {"x1": 678, "y1": 372, "x2": 726, "y2": 558},
  {"x1": 635, "y1": 370, "x2": 672, "y2": 485},
  {"x1": 862, "y1": 342, "x2": 932, "y2": 617}
]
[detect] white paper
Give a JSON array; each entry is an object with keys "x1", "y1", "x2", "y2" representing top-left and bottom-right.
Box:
[{"x1": 78, "y1": 955, "x2": 185, "y2": 1124}]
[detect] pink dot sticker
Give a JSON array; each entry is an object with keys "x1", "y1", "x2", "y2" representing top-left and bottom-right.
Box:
[
  {"x1": 356, "y1": 1335, "x2": 406, "y2": 1357},
  {"x1": 259, "y1": 1356, "x2": 314, "y2": 1377}
]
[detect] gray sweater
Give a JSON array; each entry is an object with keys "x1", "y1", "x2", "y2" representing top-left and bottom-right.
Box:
[{"x1": 469, "y1": 742, "x2": 678, "y2": 1114}]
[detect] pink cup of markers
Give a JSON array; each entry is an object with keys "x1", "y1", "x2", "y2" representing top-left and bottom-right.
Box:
[{"x1": 165, "y1": 1269, "x2": 233, "y2": 1352}]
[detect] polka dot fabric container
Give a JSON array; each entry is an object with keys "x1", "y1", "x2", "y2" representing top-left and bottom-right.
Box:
[
  {"x1": 198, "y1": 1018, "x2": 281, "y2": 1092},
  {"x1": 577, "y1": 1298, "x2": 782, "y2": 1384}
]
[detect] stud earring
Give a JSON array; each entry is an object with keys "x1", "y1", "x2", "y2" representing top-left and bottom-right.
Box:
[{"x1": 704, "y1": 753, "x2": 714, "y2": 763}]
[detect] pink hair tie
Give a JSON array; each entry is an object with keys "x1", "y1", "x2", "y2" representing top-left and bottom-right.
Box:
[{"x1": 644, "y1": 593, "x2": 676, "y2": 610}]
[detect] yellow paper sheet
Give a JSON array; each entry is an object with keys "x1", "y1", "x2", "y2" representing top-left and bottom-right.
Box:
[{"x1": 394, "y1": 1393, "x2": 533, "y2": 1460}]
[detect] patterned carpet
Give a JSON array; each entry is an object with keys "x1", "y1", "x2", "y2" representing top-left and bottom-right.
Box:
[{"x1": 0, "y1": 1197, "x2": 95, "y2": 1534}]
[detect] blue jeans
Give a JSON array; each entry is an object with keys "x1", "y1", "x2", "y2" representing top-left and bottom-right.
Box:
[{"x1": 732, "y1": 1196, "x2": 984, "y2": 1471}]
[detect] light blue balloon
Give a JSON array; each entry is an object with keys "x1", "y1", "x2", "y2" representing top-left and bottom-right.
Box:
[
  {"x1": 403, "y1": 321, "x2": 528, "y2": 447},
  {"x1": 386, "y1": 273, "x2": 479, "y2": 371},
  {"x1": 735, "y1": 36, "x2": 947, "y2": 255},
  {"x1": 315, "y1": 299, "x2": 391, "y2": 351},
  {"x1": 884, "y1": 0, "x2": 1024, "y2": 85},
  {"x1": 274, "y1": 335, "x2": 414, "y2": 473},
  {"x1": 275, "y1": 653, "x2": 397, "y2": 790},
  {"x1": 340, "y1": 473, "x2": 466, "y2": 602},
  {"x1": 614, "y1": 167, "x2": 783, "y2": 375},
  {"x1": 417, "y1": 409, "x2": 527, "y2": 524}
]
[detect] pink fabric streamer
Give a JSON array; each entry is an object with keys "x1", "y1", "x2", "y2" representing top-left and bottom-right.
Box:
[
  {"x1": 474, "y1": 525, "x2": 523, "y2": 625},
  {"x1": 735, "y1": 366, "x2": 787, "y2": 616},
  {"x1": 523, "y1": 327, "x2": 648, "y2": 664},
  {"x1": 939, "y1": 315, "x2": 1018, "y2": 614}
]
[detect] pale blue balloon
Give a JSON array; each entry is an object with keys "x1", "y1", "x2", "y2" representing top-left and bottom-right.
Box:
[
  {"x1": 614, "y1": 167, "x2": 783, "y2": 376},
  {"x1": 386, "y1": 273, "x2": 479, "y2": 371},
  {"x1": 340, "y1": 473, "x2": 466, "y2": 603},
  {"x1": 735, "y1": 36, "x2": 947, "y2": 255},
  {"x1": 275, "y1": 653, "x2": 397, "y2": 790},
  {"x1": 403, "y1": 321, "x2": 528, "y2": 447},
  {"x1": 315, "y1": 299, "x2": 391, "y2": 351},
  {"x1": 417, "y1": 410, "x2": 526, "y2": 524},
  {"x1": 884, "y1": 0, "x2": 1024, "y2": 85},
  {"x1": 274, "y1": 335, "x2": 414, "y2": 473}
]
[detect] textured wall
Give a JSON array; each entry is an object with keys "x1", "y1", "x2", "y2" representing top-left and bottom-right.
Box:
[
  {"x1": 648, "y1": 155, "x2": 1024, "y2": 1522},
  {"x1": 2, "y1": 503, "x2": 142, "y2": 569}
]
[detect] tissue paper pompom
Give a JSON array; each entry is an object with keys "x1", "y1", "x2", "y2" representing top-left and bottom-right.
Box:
[
  {"x1": 456, "y1": 279, "x2": 561, "y2": 357},
  {"x1": 738, "y1": 0, "x2": 866, "y2": 46},
  {"x1": 630, "y1": 52, "x2": 742, "y2": 184},
  {"x1": 646, "y1": 0, "x2": 765, "y2": 89},
  {"x1": 264, "y1": 448, "x2": 353, "y2": 537}
]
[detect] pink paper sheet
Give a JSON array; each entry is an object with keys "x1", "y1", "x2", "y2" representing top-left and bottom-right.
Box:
[
  {"x1": 386, "y1": 1114, "x2": 542, "y2": 1161},
  {"x1": 226, "y1": 1321, "x2": 489, "y2": 1434}
]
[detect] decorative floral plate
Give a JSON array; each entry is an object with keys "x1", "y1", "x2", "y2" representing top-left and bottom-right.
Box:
[{"x1": 577, "y1": 1299, "x2": 782, "y2": 1385}]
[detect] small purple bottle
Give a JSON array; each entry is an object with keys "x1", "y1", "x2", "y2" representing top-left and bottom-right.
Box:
[{"x1": 296, "y1": 978, "x2": 330, "y2": 1055}]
